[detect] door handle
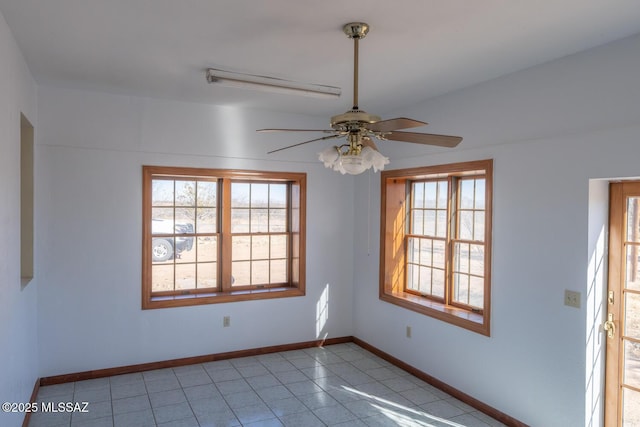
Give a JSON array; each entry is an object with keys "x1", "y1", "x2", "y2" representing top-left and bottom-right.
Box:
[{"x1": 604, "y1": 313, "x2": 616, "y2": 339}]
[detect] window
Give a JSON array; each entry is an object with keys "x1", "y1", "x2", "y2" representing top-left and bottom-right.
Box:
[
  {"x1": 379, "y1": 159, "x2": 492, "y2": 335},
  {"x1": 142, "y1": 166, "x2": 305, "y2": 309}
]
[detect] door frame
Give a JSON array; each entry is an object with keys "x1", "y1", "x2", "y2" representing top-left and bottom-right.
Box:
[{"x1": 605, "y1": 181, "x2": 640, "y2": 425}]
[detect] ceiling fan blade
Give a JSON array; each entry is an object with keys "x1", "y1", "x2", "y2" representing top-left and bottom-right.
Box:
[
  {"x1": 258, "y1": 128, "x2": 335, "y2": 133},
  {"x1": 368, "y1": 117, "x2": 428, "y2": 133},
  {"x1": 267, "y1": 134, "x2": 342, "y2": 154},
  {"x1": 384, "y1": 131, "x2": 462, "y2": 147}
]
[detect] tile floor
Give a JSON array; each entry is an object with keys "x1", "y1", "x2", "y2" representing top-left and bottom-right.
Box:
[{"x1": 29, "y1": 343, "x2": 506, "y2": 427}]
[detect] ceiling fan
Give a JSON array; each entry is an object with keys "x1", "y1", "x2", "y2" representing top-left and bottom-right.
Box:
[{"x1": 258, "y1": 22, "x2": 462, "y2": 175}]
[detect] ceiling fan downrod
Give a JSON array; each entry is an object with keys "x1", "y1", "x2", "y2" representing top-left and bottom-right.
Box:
[
  {"x1": 330, "y1": 22, "x2": 381, "y2": 133},
  {"x1": 343, "y1": 22, "x2": 369, "y2": 110}
]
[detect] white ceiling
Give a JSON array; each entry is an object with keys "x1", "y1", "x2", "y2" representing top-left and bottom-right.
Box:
[{"x1": 2, "y1": 0, "x2": 640, "y2": 118}]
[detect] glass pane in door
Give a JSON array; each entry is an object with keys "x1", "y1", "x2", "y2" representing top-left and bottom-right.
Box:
[
  {"x1": 623, "y1": 195, "x2": 640, "y2": 425},
  {"x1": 623, "y1": 340, "x2": 640, "y2": 390},
  {"x1": 626, "y1": 197, "x2": 640, "y2": 242},
  {"x1": 623, "y1": 387, "x2": 640, "y2": 426},
  {"x1": 626, "y1": 244, "x2": 640, "y2": 291}
]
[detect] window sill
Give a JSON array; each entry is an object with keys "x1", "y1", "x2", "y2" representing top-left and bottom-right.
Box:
[
  {"x1": 144, "y1": 287, "x2": 305, "y2": 309},
  {"x1": 380, "y1": 291, "x2": 489, "y2": 336}
]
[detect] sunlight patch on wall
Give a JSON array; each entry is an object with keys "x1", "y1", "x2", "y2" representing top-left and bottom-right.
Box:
[
  {"x1": 585, "y1": 183, "x2": 608, "y2": 427},
  {"x1": 316, "y1": 284, "x2": 329, "y2": 339}
]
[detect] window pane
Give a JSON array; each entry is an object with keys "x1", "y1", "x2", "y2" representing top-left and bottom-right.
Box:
[
  {"x1": 433, "y1": 240, "x2": 445, "y2": 268},
  {"x1": 175, "y1": 208, "x2": 195, "y2": 231},
  {"x1": 152, "y1": 237, "x2": 175, "y2": 263},
  {"x1": 197, "y1": 262, "x2": 216, "y2": 288},
  {"x1": 436, "y1": 210, "x2": 447, "y2": 238},
  {"x1": 269, "y1": 184, "x2": 287, "y2": 208},
  {"x1": 420, "y1": 238, "x2": 432, "y2": 266},
  {"x1": 175, "y1": 181, "x2": 196, "y2": 206},
  {"x1": 232, "y1": 261, "x2": 250, "y2": 286},
  {"x1": 453, "y1": 273, "x2": 470, "y2": 304},
  {"x1": 270, "y1": 260, "x2": 287, "y2": 283},
  {"x1": 197, "y1": 181, "x2": 217, "y2": 207},
  {"x1": 460, "y1": 179, "x2": 475, "y2": 209},
  {"x1": 419, "y1": 266, "x2": 432, "y2": 295},
  {"x1": 437, "y1": 181, "x2": 448, "y2": 209},
  {"x1": 470, "y1": 244, "x2": 485, "y2": 276},
  {"x1": 251, "y1": 183, "x2": 269, "y2": 208},
  {"x1": 422, "y1": 182, "x2": 435, "y2": 208},
  {"x1": 269, "y1": 208, "x2": 287, "y2": 232},
  {"x1": 152, "y1": 180, "x2": 174, "y2": 206},
  {"x1": 475, "y1": 179, "x2": 485, "y2": 209},
  {"x1": 252, "y1": 235, "x2": 269, "y2": 259},
  {"x1": 231, "y1": 209, "x2": 249, "y2": 233},
  {"x1": 175, "y1": 264, "x2": 196, "y2": 290},
  {"x1": 469, "y1": 276, "x2": 484, "y2": 308},
  {"x1": 251, "y1": 209, "x2": 269, "y2": 233},
  {"x1": 152, "y1": 264, "x2": 173, "y2": 292},
  {"x1": 424, "y1": 210, "x2": 435, "y2": 236},
  {"x1": 407, "y1": 264, "x2": 420, "y2": 292},
  {"x1": 152, "y1": 210, "x2": 174, "y2": 234},
  {"x1": 196, "y1": 207, "x2": 216, "y2": 233},
  {"x1": 433, "y1": 268, "x2": 445, "y2": 298},
  {"x1": 252, "y1": 260, "x2": 270, "y2": 284},
  {"x1": 175, "y1": 235, "x2": 195, "y2": 263},
  {"x1": 231, "y1": 183, "x2": 250, "y2": 207},
  {"x1": 474, "y1": 212, "x2": 485, "y2": 241},
  {"x1": 271, "y1": 235, "x2": 288, "y2": 259},
  {"x1": 407, "y1": 237, "x2": 419, "y2": 264},
  {"x1": 232, "y1": 236, "x2": 250, "y2": 261},
  {"x1": 197, "y1": 237, "x2": 217, "y2": 262},
  {"x1": 414, "y1": 182, "x2": 426, "y2": 208},
  {"x1": 411, "y1": 210, "x2": 423, "y2": 235},
  {"x1": 459, "y1": 211, "x2": 473, "y2": 241},
  {"x1": 454, "y1": 242, "x2": 470, "y2": 274}
]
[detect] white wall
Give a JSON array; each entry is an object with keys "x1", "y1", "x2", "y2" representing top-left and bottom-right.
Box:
[
  {"x1": 352, "y1": 32, "x2": 640, "y2": 426},
  {"x1": 35, "y1": 87, "x2": 357, "y2": 376},
  {"x1": 0, "y1": 9, "x2": 38, "y2": 427}
]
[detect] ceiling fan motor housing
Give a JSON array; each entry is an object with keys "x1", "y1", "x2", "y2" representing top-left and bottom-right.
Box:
[{"x1": 330, "y1": 110, "x2": 381, "y2": 132}]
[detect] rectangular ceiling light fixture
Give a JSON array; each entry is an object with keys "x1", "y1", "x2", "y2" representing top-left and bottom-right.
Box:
[{"x1": 206, "y1": 68, "x2": 341, "y2": 99}]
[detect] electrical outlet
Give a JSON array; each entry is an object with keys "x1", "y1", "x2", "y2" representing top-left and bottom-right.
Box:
[
  {"x1": 223, "y1": 316, "x2": 231, "y2": 327},
  {"x1": 406, "y1": 326, "x2": 412, "y2": 338},
  {"x1": 564, "y1": 290, "x2": 581, "y2": 308}
]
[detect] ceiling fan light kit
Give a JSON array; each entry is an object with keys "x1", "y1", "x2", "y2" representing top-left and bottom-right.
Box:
[
  {"x1": 205, "y1": 68, "x2": 342, "y2": 99},
  {"x1": 257, "y1": 22, "x2": 463, "y2": 175},
  {"x1": 319, "y1": 137, "x2": 389, "y2": 175}
]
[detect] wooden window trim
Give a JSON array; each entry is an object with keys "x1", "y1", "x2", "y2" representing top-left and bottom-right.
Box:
[
  {"x1": 379, "y1": 159, "x2": 492, "y2": 336},
  {"x1": 142, "y1": 166, "x2": 306, "y2": 309}
]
